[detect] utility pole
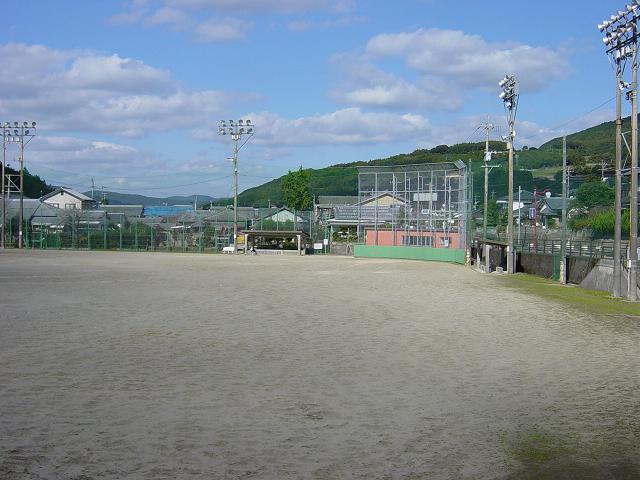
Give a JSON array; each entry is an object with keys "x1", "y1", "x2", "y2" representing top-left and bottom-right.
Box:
[
  {"x1": 614, "y1": 64, "x2": 623, "y2": 298},
  {"x1": 233, "y1": 139, "x2": 238, "y2": 252},
  {"x1": 560, "y1": 136, "x2": 568, "y2": 284},
  {"x1": 219, "y1": 119, "x2": 254, "y2": 254},
  {"x1": 1, "y1": 139, "x2": 5, "y2": 249},
  {"x1": 480, "y1": 118, "x2": 494, "y2": 240},
  {"x1": 599, "y1": 4, "x2": 639, "y2": 299},
  {"x1": 534, "y1": 188, "x2": 538, "y2": 252},
  {"x1": 499, "y1": 75, "x2": 519, "y2": 274},
  {"x1": 630, "y1": 41, "x2": 638, "y2": 301},
  {"x1": 518, "y1": 185, "x2": 522, "y2": 247},
  {"x1": 19, "y1": 150, "x2": 23, "y2": 249}
]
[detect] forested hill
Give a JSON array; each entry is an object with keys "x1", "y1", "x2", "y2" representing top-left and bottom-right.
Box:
[
  {"x1": 5, "y1": 166, "x2": 53, "y2": 199},
  {"x1": 237, "y1": 141, "x2": 506, "y2": 208},
  {"x1": 235, "y1": 116, "x2": 625, "y2": 208}
]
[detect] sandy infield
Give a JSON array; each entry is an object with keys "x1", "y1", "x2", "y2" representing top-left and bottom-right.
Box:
[{"x1": 0, "y1": 250, "x2": 639, "y2": 479}]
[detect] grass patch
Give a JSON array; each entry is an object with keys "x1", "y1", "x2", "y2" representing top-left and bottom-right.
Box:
[
  {"x1": 501, "y1": 428, "x2": 640, "y2": 479},
  {"x1": 531, "y1": 166, "x2": 561, "y2": 180},
  {"x1": 498, "y1": 273, "x2": 640, "y2": 317}
]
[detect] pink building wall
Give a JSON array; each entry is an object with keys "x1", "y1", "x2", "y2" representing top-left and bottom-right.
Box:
[{"x1": 364, "y1": 229, "x2": 462, "y2": 249}]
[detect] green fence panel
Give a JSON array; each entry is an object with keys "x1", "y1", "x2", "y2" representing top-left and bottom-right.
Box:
[
  {"x1": 354, "y1": 245, "x2": 466, "y2": 264},
  {"x1": 552, "y1": 254, "x2": 561, "y2": 281}
]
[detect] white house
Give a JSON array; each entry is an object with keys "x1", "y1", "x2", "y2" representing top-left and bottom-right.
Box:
[{"x1": 41, "y1": 188, "x2": 96, "y2": 210}]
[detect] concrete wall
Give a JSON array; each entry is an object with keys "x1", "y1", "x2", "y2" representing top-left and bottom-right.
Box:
[
  {"x1": 364, "y1": 229, "x2": 462, "y2": 249},
  {"x1": 329, "y1": 243, "x2": 354, "y2": 256},
  {"x1": 354, "y1": 245, "x2": 466, "y2": 264}
]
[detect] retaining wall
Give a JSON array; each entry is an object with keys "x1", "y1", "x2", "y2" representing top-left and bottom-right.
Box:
[{"x1": 518, "y1": 253, "x2": 555, "y2": 279}]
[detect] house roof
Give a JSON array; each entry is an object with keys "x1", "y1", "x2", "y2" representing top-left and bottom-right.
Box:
[
  {"x1": 358, "y1": 191, "x2": 406, "y2": 206},
  {"x1": 258, "y1": 207, "x2": 306, "y2": 222},
  {"x1": 539, "y1": 197, "x2": 566, "y2": 215},
  {"x1": 498, "y1": 190, "x2": 535, "y2": 203},
  {"x1": 2, "y1": 198, "x2": 63, "y2": 223},
  {"x1": 41, "y1": 187, "x2": 93, "y2": 202},
  {"x1": 316, "y1": 196, "x2": 359, "y2": 206},
  {"x1": 101, "y1": 205, "x2": 144, "y2": 217}
]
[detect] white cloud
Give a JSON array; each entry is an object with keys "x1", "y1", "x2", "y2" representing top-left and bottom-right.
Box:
[
  {"x1": 111, "y1": 0, "x2": 355, "y2": 42},
  {"x1": 0, "y1": 43, "x2": 251, "y2": 137},
  {"x1": 330, "y1": 54, "x2": 459, "y2": 111},
  {"x1": 366, "y1": 28, "x2": 567, "y2": 92},
  {"x1": 27, "y1": 136, "x2": 165, "y2": 175},
  {"x1": 195, "y1": 17, "x2": 251, "y2": 42},
  {"x1": 333, "y1": 28, "x2": 568, "y2": 112},
  {"x1": 287, "y1": 15, "x2": 364, "y2": 32},
  {"x1": 144, "y1": 7, "x2": 192, "y2": 29},
  {"x1": 164, "y1": 0, "x2": 350, "y2": 14},
  {"x1": 62, "y1": 54, "x2": 174, "y2": 94},
  {"x1": 235, "y1": 108, "x2": 431, "y2": 146}
]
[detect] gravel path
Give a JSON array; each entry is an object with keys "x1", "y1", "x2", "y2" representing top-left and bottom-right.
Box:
[{"x1": 1, "y1": 250, "x2": 638, "y2": 479}]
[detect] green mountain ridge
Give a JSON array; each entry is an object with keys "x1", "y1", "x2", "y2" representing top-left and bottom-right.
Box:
[{"x1": 80, "y1": 191, "x2": 218, "y2": 207}]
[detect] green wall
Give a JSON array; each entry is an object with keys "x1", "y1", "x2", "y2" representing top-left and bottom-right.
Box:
[{"x1": 354, "y1": 245, "x2": 466, "y2": 264}]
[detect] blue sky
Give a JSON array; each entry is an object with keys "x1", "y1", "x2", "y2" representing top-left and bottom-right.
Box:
[{"x1": 0, "y1": 0, "x2": 626, "y2": 198}]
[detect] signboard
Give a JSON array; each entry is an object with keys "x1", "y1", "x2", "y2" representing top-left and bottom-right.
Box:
[
  {"x1": 314, "y1": 243, "x2": 324, "y2": 250},
  {"x1": 413, "y1": 193, "x2": 438, "y2": 202},
  {"x1": 323, "y1": 238, "x2": 329, "y2": 246}
]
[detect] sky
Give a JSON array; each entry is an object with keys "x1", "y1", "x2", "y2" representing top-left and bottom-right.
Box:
[{"x1": 0, "y1": 0, "x2": 629, "y2": 198}]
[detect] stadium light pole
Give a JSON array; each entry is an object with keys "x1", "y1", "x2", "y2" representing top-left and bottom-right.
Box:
[
  {"x1": 499, "y1": 75, "x2": 519, "y2": 274},
  {"x1": 218, "y1": 119, "x2": 254, "y2": 254},
  {"x1": 1, "y1": 121, "x2": 36, "y2": 249},
  {"x1": 600, "y1": 3, "x2": 639, "y2": 300}
]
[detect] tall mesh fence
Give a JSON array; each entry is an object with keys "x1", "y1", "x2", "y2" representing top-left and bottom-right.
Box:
[
  {"x1": 355, "y1": 162, "x2": 471, "y2": 250},
  {"x1": 3, "y1": 209, "x2": 315, "y2": 253}
]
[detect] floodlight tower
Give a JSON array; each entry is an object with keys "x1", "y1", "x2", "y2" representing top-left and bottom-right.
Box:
[
  {"x1": 1, "y1": 121, "x2": 36, "y2": 249},
  {"x1": 599, "y1": 3, "x2": 639, "y2": 300},
  {"x1": 498, "y1": 75, "x2": 518, "y2": 274},
  {"x1": 218, "y1": 119, "x2": 254, "y2": 254}
]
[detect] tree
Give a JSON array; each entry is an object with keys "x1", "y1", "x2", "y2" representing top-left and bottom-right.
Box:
[
  {"x1": 575, "y1": 180, "x2": 614, "y2": 210},
  {"x1": 281, "y1": 167, "x2": 312, "y2": 212},
  {"x1": 430, "y1": 144, "x2": 449, "y2": 154}
]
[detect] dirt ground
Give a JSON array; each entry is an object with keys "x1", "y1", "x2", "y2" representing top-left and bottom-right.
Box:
[{"x1": 0, "y1": 250, "x2": 638, "y2": 479}]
